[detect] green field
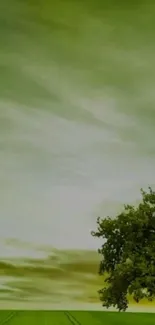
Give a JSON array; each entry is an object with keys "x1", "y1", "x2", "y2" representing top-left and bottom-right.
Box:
[{"x1": 0, "y1": 310, "x2": 154, "y2": 325}]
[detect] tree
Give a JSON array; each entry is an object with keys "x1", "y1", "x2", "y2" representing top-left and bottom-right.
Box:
[{"x1": 91, "y1": 187, "x2": 155, "y2": 311}]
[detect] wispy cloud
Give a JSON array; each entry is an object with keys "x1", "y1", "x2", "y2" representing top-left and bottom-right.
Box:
[{"x1": 0, "y1": 0, "x2": 155, "y2": 269}]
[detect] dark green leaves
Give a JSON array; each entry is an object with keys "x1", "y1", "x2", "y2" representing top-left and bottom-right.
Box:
[{"x1": 92, "y1": 187, "x2": 155, "y2": 311}]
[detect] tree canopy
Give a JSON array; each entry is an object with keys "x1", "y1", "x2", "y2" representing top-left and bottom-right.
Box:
[{"x1": 91, "y1": 187, "x2": 155, "y2": 311}]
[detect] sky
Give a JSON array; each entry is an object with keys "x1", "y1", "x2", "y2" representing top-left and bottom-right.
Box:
[{"x1": 1, "y1": 0, "x2": 155, "y2": 256}]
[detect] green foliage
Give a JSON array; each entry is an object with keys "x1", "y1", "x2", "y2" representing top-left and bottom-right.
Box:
[{"x1": 91, "y1": 187, "x2": 155, "y2": 311}]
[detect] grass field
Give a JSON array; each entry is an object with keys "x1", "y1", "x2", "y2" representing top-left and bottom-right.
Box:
[{"x1": 0, "y1": 310, "x2": 155, "y2": 324}]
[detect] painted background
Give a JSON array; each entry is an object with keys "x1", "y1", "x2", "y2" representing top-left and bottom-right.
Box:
[{"x1": 0, "y1": 0, "x2": 155, "y2": 307}]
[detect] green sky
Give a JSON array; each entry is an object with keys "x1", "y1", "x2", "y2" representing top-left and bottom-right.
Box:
[{"x1": 0, "y1": 0, "x2": 155, "y2": 304}]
